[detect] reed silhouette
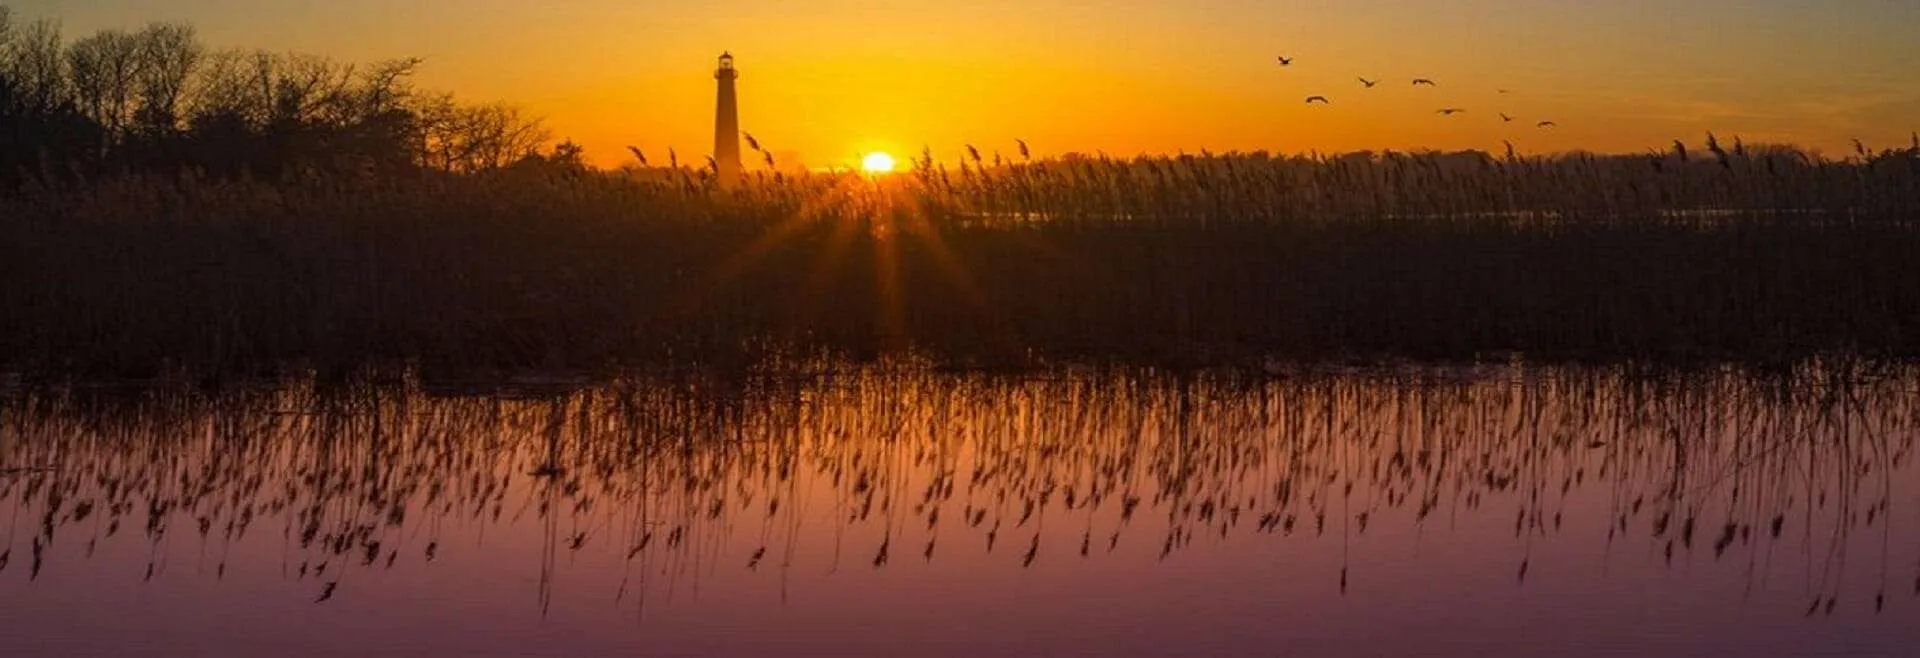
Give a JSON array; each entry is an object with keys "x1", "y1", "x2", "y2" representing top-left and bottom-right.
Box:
[{"x1": 3, "y1": 143, "x2": 1918, "y2": 377}]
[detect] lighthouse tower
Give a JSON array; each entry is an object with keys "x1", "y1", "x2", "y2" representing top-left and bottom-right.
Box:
[{"x1": 713, "y1": 52, "x2": 743, "y2": 184}]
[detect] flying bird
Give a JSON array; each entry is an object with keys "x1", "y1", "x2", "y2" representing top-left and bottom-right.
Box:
[
  {"x1": 1537, "y1": 121, "x2": 1558, "y2": 128},
  {"x1": 1437, "y1": 108, "x2": 1466, "y2": 116},
  {"x1": 1277, "y1": 56, "x2": 1294, "y2": 66},
  {"x1": 1305, "y1": 96, "x2": 1330, "y2": 104},
  {"x1": 1358, "y1": 77, "x2": 1379, "y2": 88},
  {"x1": 1498, "y1": 89, "x2": 1511, "y2": 94},
  {"x1": 1412, "y1": 78, "x2": 1438, "y2": 86},
  {"x1": 1500, "y1": 113, "x2": 1515, "y2": 123}
]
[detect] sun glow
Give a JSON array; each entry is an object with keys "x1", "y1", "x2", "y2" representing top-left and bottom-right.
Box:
[{"x1": 862, "y1": 152, "x2": 897, "y2": 174}]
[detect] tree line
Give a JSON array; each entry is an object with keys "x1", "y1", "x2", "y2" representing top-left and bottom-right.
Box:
[{"x1": 0, "y1": 5, "x2": 569, "y2": 188}]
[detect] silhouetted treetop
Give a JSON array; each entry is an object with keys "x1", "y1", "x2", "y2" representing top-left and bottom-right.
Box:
[{"x1": 0, "y1": 4, "x2": 558, "y2": 188}]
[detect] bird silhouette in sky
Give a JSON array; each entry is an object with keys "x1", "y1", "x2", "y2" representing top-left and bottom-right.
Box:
[
  {"x1": 1437, "y1": 108, "x2": 1466, "y2": 116},
  {"x1": 1500, "y1": 113, "x2": 1515, "y2": 122},
  {"x1": 1412, "y1": 78, "x2": 1438, "y2": 86},
  {"x1": 1277, "y1": 56, "x2": 1294, "y2": 66},
  {"x1": 1358, "y1": 77, "x2": 1379, "y2": 88},
  {"x1": 1537, "y1": 121, "x2": 1558, "y2": 128},
  {"x1": 1305, "y1": 96, "x2": 1330, "y2": 104}
]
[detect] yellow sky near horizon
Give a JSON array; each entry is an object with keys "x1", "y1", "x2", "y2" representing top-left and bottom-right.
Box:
[{"x1": 12, "y1": 0, "x2": 1920, "y2": 168}]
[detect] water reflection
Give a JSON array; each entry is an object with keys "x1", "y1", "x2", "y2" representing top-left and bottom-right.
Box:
[{"x1": 2, "y1": 366, "x2": 1916, "y2": 655}]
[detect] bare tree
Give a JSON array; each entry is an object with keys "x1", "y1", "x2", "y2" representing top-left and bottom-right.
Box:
[
  {"x1": 407, "y1": 91, "x2": 458, "y2": 170},
  {"x1": 264, "y1": 52, "x2": 355, "y2": 129},
  {"x1": 342, "y1": 58, "x2": 425, "y2": 170},
  {"x1": 132, "y1": 22, "x2": 201, "y2": 135},
  {"x1": 415, "y1": 97, "x2": 549, "y2": 172},
  {"x1": 184, "y1": 50, "x2": 359, "y2": 130},
  {"x1": 67, "y1": 28, "x2": 144, "y2": 147},
  {"x1": 356, "y1": 58, "x2": 421, "y2": 118},
  {"x1": 466, "y1": 103, "x2": 550, "y2": 170},
  {"x1": 188, "y1": 48, "x2": 262, "y2": 125},
  {"x1": 5, "y1": 19, "x2": 69, "y2": 114}
]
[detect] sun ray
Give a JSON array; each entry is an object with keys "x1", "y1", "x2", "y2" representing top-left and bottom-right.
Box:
[
  {"x1": 663, "y1": 174, "x2": 861, "y2": 322},
  {"x1": 890, "y1": 195, "x2": 1025, "y2": 359},
  {"x1": 868, "y1": 183, "x2": 910, "y2": 351}
]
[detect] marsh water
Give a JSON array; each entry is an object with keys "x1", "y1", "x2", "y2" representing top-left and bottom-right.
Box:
[{"x1": 2, "y1": 365, "x2": 1916, "y2": 657}]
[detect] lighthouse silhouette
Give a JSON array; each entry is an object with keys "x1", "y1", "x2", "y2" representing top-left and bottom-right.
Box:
[{"x1": 713, "y1": 52, "x2": 743, "y2": 184}]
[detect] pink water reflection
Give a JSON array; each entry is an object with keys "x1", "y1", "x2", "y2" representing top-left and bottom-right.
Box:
[{"x1": 1, "y1": 367, "x2": 1915, "y2": 657}]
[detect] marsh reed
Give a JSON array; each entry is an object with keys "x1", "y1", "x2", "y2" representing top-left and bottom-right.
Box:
[{"x1": 2, "y1": 145, "x2": 1917, "y2": 376}]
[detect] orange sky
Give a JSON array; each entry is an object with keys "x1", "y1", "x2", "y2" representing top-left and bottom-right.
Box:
[{"x1": 15, "y1": 0, "x2": 1920, "y2": 167}]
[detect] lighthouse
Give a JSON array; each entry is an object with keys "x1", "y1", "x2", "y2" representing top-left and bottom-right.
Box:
[{"x1": 713, "y1": 52, "x2": 743, "y2": 184}]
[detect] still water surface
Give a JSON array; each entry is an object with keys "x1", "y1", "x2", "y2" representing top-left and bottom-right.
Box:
[{"x1": 2, "y1": 366, "x2": 1916, "y2": 657}]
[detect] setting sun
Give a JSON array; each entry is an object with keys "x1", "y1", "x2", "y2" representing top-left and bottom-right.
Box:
[{"x1": 861, "y1": 152, "x2": 897, "y2": 174}]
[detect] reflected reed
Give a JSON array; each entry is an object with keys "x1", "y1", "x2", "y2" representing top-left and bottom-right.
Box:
[{"x1": 2, "y1": 365, "x2": 1916, "y2": 617}]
